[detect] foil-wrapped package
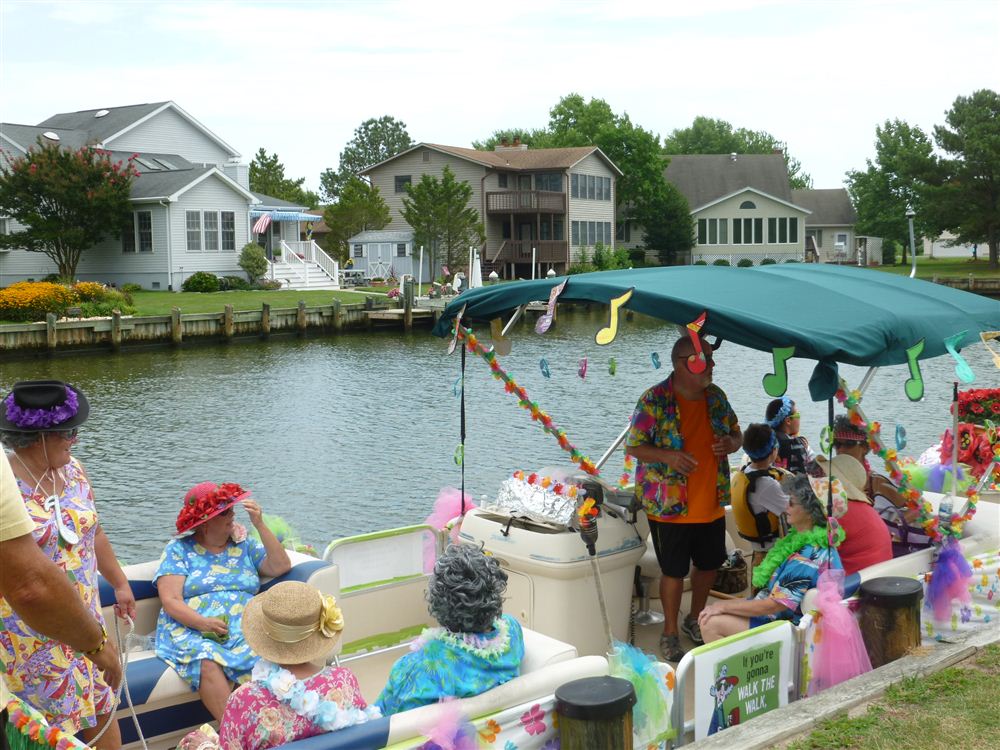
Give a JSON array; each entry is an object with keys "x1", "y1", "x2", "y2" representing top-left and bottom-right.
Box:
[{"x1": 482, "y1": 477, "x2": 583, "y2": 527}]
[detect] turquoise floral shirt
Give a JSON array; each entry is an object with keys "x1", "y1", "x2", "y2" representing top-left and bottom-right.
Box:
[{"x1": 626, "y1": 375, "x2": 739, "y2": 521}]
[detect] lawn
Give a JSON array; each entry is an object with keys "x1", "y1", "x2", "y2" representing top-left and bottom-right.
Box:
[
  {"x1": 129, "y1": 289, "x2": 371, "y2": 316},
  {"x1": 785, "y1": 643, "x2": 1000, "y2": 750},
  {"x1": 873, "y1": 257, "x2": 1000, "y2": 279}
]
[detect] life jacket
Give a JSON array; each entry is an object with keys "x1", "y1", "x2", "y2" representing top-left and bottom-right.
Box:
[{"x1": 731, "y1": 467, "x2": 789, "y2": 544}]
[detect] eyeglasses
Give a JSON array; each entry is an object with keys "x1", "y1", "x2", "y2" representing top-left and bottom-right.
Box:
[
  {"x1": 790, "y1": 412, "x2": 801, "y2": 420},
  {"x1": 49, "y1": 428, "x2": 78, "y2": 440}
]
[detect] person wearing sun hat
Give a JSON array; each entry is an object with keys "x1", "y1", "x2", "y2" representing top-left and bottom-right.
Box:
[
  {"x1": 816, "y1": 452, "x2": 893, "y2": 575},
  {"x1": 178, "y1": 582, "x2": 379, "y2": 750},
  {"x1": 153, "y1": 481, "x2": 291, "y2": 721},
  {"x1": 0, "y1": 380, "x2": 135, "y2": 749},
  {"x1": 698, "y1": 473, "x2": 846, "y2": 642}
]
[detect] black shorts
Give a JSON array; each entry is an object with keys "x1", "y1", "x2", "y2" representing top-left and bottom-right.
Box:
[{"x1": 649, "y1": 517, "x2": 727, "y2": 578}]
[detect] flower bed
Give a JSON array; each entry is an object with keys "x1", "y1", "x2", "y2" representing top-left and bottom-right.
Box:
[{"x1": 957, "y1": 388, "x2": 1000, "y2": 425}]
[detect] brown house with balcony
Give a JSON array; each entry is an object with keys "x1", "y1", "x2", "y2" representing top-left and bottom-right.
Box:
[{"x1": 358, "y1": 140, "x2": 622, "y2": 278}]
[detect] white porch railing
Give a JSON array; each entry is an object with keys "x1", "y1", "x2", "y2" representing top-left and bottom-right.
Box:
[
  {"x1": 275, "y1": 241, "x2": 310, "y2": 285},
  {"x1": 283, "y1": 240, "x2": 340, "y2": 287}
]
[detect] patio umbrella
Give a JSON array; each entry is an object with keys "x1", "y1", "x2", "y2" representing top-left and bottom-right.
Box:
[{"x1": 470, "y1": 250, "x2": 484, "y2": 289}]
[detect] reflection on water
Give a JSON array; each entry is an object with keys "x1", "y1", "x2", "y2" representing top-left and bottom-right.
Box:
[{"x1": 2, "y1": 311, "x2": 996, "y2": 562}]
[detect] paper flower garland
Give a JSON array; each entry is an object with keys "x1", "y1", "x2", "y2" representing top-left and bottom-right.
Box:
[{"x1": 454, "y1": 326, "x2": 600, "y2": 476}]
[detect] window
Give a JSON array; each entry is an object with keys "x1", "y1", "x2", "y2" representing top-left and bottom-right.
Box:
[
  {"x1": 396, "y1": 243, "x2": 407, "y2": 257},
  {"x1": 605, "y1": 177, "x2": 612, "y2": 201},
  {"x1": 154, "y1": 158, "x2": 178, "y2": 170},
  {"x1": 836, "y1": 231, "x2": 847, "y2": 246},
  {"x1": 806, "y1": 228, "x2": 823, "y2": 247},
  {"x1": 753, "y1": 218, "x2": 763, "y2": 245},
  {"x1": 617, "y1": 221, "x2": 631, "y2": 242},
  {"x1": 790, "y1": 218, "x2": 799, "y2": 243},
  {"x1": 697, "y1": 218, "x2": 727, "y2": 245},
  {"x1": 768, "y1": 218, "x2": 777, "y2": 243},
  {"x1": 604, "y1": 222, "x2": 612, "y2": 244},
  {"x1": 572, "y1": 221, "x2": 580, "y2": 245},
  {"x1": 186, "y1": 211, "x2": 201, "y2": 251},
  {"x1": 137, "y1": 211, "x2": 153, "y2": 253},
  {"x1": 553, "y1": 220, "x2": 564, "y2": 241},
  {"x1": 740, "y1": 200, "x2": 757, "y2": 209},
  {"x1": 394, "y1": 175, "x2": 411, "y2": 193},
  {"x1": 203, "y1": 211, "x2": 219, "y2": 251},
  {"x1": 498, "y1": 174, "x2": 508, "y2": 188},
  {"x1": 779, "y1": 217, "x2": 788, "y2": 244},
  {"x1": 501, "y1": 219, "x2": 512, "y2": 239},
  {"x1": 588, "y1": 221, "x2": 596, "y2": 245},
  {"x1": 422, "y1": 150, "x2": 430, "y2": 163},
  {"x1": 122, "y1": 214, "x2": 136, "y2": 253},
  {"x1": 571, "y1": 174, "x2": 579, "y2": 198},
  {"x1": 353, "y1": 244, "x2": 364, "y2": 258},
  {"x1": 536, "y1": 173, "x2": 561, "y2": 192},
  {"x1": 587, "y1": 175, "x2": 595, "y2": 200},
  {"x1": 221, "y1": 211, "x2": 235, "y2": 250},
  {"x1": 732, "y1": 218, "x2": 741, "y2": 244},
  {"x1": 708, "y1": 219, "x2": 717, "y2": 244}
]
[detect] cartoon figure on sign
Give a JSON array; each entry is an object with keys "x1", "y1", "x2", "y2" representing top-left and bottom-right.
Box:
[{"x1": 708, "y1": 664, "x2": 740, "y2": 736}]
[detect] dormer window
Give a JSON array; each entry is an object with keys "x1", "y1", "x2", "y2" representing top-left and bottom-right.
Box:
[{"x1": 739, "y1": 200, "x2": 756, "y2": 209}]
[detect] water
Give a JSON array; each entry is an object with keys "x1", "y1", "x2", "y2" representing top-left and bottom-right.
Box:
[{"x1": 2, "y1": 311, "x2": 996, "y2": 562}]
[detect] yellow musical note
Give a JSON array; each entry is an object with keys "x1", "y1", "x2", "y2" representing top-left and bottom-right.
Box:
[
  {"x1": 904, "y1": 339, "x2": 925, "y2": 402},
  {"x1": 762, "y1": 346, "x2": 795, "y2": 397},
  {"x1": 981, "y1": 331, "x2": 1000, "y2": 369},
  {"x1": 489, "y1": 317, "x2": 511, "y2": 355},
  {"x1": 595, "y1": 288, "x2": 634, "y2": 346}
]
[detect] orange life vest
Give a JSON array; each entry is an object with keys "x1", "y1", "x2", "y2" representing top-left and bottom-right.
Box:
[{"x1": 730, "y1": 467, "x2": 789, "y2": 544}]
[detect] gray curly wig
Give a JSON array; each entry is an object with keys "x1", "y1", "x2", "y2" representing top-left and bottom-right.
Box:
[
  {"x1": 427, "y1": 544, "x2": 507, "y2": 634},
  {"x1": 781, "y1": 474, "x2": 828, "y2": 528},
  {"x1": 0, "y1": 431, "x2": 42, "y2": 450}
]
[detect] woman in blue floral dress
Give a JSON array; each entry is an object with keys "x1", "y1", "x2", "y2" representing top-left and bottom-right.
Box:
[{"x1": 154, "y1": 482, "x2": 290, "y2": 719}]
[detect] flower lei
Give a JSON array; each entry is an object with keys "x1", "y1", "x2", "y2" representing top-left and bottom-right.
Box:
[
  {"x1": 453, "y1": 326, "x2": 599, "y2": 476},
  {"x1": 3, "y1": 387, "x2": 79, "y2": 429},
  {"x1": 412, "y1": 616, "x2": 511, "y2": 660},
  {"x1": 836, "y1": 380, "x2": 978, "y2": 541},
  {"x1": 751, "y1": 525, "x2": 845, "y2": 589},
  {"x1": 4, "y1": 697, "x2": 89, "y2": 750},
  {"x1": 250, "y1": 660, "x2": 382, "y2": 731}
]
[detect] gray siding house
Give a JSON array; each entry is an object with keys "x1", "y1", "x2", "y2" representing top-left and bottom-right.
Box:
[
  {"x1": 356, "y1": 141, "x2": 621, "y2": 279},
  {"x1": 0, "y1": 101, "x2": 332, "y2": 290},
  {"x1": 791, "y1": 188, "x2": 860, "y2": 263}
]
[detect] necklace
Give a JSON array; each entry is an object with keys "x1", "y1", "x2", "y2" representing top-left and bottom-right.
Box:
[{"x1": 11, "y1": 453, "x2": 79, "y2": 545}]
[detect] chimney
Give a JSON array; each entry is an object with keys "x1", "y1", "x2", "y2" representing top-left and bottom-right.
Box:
[
  {"x1": 772, "y1": 147, "x2": 784, "y2": 155},
  {"x1": 500, "y1": 137, "x2": 509, "y2": 147},
  {"x1": 729, "y1": 153, "x2": 737, "y2": 162},
  {"x1": 513, "y1": 136, "x2": 521, "y2": 147}
]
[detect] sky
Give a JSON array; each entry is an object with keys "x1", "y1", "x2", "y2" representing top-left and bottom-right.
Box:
[{"x1": 1, "y1": 0, "x2": 998, "y2": 194}]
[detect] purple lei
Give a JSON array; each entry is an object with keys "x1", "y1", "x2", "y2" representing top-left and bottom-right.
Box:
[{"x1": 3, "y1": 387, "x2": 79, "y2": 429}]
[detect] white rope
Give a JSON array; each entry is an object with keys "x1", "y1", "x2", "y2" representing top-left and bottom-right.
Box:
[{"x1": 87, "y1": 615, "x2": 148, "y2": 750}]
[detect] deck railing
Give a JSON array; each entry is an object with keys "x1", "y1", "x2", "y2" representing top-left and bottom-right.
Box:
[
  {"x1": 286, "y1": 240, "x2": 340, "y2": 287},
  {"x1": 490, "y1": 240, "x2": 569, "y2": 264},
  {"x1": 485, "y1": 191, "x2": 566, "y2": 214},
  {"x1": 274, "y1": 241, "x2": 309, "y2": 285}
]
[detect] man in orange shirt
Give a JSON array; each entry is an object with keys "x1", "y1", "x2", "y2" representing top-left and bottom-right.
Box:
[{"x1": 626, "y1": 335, "x2": 742, "y2": 661}]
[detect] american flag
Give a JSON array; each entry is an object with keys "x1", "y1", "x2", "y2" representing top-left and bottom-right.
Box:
[{"x1": 252, "y1": 213, "x2": 272, "y2": 234}]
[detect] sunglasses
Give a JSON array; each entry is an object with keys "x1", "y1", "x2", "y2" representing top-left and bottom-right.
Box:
[
  {"x1": 48, "y1": 428, "x2": 79, "y2": 440},
  {"x1": 790, "y1": 412, "x2": 801, "y2": 420}
]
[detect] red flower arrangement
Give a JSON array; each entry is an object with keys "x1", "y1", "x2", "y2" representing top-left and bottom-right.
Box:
[
  {"x1": 957, "y1": 388, "x2": 1000, "y2": 427},
  {"x1": 175, "y1": 481, "x2": 250, "y2": 535}
]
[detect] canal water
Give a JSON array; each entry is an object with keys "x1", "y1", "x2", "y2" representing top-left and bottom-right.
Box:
[{"x1": 2, "y1": 311, "x2": 995, "y2": 562}]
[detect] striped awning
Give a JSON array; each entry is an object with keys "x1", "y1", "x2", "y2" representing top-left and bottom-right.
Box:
[{"x1": 249, "y1": 210, "x2": 319, "y2": 222}]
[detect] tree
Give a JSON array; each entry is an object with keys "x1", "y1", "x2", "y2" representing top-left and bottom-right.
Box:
[
  {"x1": 664, "y1": 116, "x2": 813, "y2": 189},
  {"x1": 321, "y1": 177, "x2": 391, "y2": 262},
  {"x1": 845, "y1": 120, "x2": 934, "y2": 264},
  {"x1": 636, "y1": 181, "x2": 695, "y2": 264},
  {"x1": 320, "y1": 116, "x2": 413, "y2": 202},
  {"x1": 249, "y1": 148, "x2": 319, "y2": 208},
  {"x1": 401, "y1": 166, "x2": 485, "y2": 273},
  {"x1": 923, "y1": 89, "x2": 1000, "y2": 268},
  {"x1": 0, "y1": 142, "x2": 137, "y2": 280}
]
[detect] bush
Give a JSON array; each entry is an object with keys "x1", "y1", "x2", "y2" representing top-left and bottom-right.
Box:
[
  {"x1": 78, "y1": 290, "x2": 136, "y2": 317},
  {"x1": 882, "y1": 240, "x2": 898, "y2": 265},
  {"x1": 0, "y1": 281, "x2": 76, "y2": 322},
  {"x1": 760, "y1": 258, "x2": 776, "y2": 265},
  {"x1": 219, "y1": 275, "x2": 251, "y2": 291},
  {"x1": 71, "y1": 281, "x2": 110, "y2": 302},
  {"x1": 182, "y1": 271, "x2": 220, "y2": 293},
  {"x1": 627, "y1": 249, "x2": 647, "y2": 267},
  {"x1": 239, "y1": 243, "x2": 268, "y2": 281},
  {"x1": 737, "y1": 258, "x2": 754, "y2": 267},
  {"x1": 253, "y1": 279, "x2": 283, "y2": 290},
  {"x1": 712, "y1": 259, "x2": 731, "y2": 266},
  {"x1": 784, "y1": 258, "x2": 800, "y2": 263},
  {"x1": 694, "y1": 260, "x2": 708, "y2": 265},
  {"x1": 122, "y1": 283, "x2": 142, "y2": 295}
]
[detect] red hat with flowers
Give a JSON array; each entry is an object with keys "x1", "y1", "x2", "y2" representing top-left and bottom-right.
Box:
[{"x1": 175, "y1": 481, "x2": 251, "y2": 536}]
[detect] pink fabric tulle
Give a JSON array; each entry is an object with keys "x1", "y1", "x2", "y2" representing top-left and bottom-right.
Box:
[
  {"x1": 809, "y1": 569, "x2": 872, "y2": 695},
  {"x1": 417, "y1": 699, "x2": 477, "y2": 750},
  {"x1": 423, "y1": 487, "x2": 476, "y2": 572},
  {"x1": 927, "y1": 537, "x2": 972, "y2": 623}
]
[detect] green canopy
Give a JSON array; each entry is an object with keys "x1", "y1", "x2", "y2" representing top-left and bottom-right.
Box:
[{"x1": 432, "y1": 264, "x2": 1000, "y2": 399}]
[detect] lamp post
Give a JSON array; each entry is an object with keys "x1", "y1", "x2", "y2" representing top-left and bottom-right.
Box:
[{"x1": 906, "y1": 206, "x2": 917, "y2": 279}]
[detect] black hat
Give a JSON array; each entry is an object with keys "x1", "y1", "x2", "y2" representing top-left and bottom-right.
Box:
[{"x1": 0, "y1": 380, "x2": 90, "y2": 432}]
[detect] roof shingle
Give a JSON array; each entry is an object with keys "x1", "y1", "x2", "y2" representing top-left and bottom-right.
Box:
[
  {"x1": 791, "y1": 189, "x2": 857, "y2": 226},
  {"x1": 664, "y1": 154, "x2": 793, "y2": 209}
]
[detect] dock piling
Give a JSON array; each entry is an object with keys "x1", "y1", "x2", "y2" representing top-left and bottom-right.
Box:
[
  {"x1": 171, "y1": 307, "x2": 183, "y2": 345},
  {"x1": 46, "y1": 313, "x2": 57, "y2": 350},
  {"x1": 261, "y1": 303, "x2": 271, "y2": 337},
  {"x1": 297, "y1": 301, "x2": 307, "y2": 334},
  {"x1": 111, "y1": 311, "x2": 122, "y2": 350},
  {"x1": 223, "y1": 305, "x2": 234, "y2": 340}
]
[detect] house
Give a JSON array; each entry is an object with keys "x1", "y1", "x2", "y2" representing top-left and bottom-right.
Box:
[
  {"x1": 0, "y1": 102, "x2": 336, "y2": 290},
  {"x1": 662, "y1": 153, "x2": 811, "y2": 264},
  {"x1": 353, "y1": 140, "x2": 622, "y2": 279},
  {"x1": 791, "y1": 188, "x2": 860, "y2": 263}
]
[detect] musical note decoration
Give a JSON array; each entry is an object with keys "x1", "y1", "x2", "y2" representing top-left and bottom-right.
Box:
[
  {"x1": 539, "y1": 359, "x2": 551, "y2": 379},
  {"x1": 980, "y1": 331, "x2": 1000, "y2": 369},
  {"x1": 452, "y1": 375, "x2": 463, "y2": 397},
  {"x1": 684, "y1": 311, "x2": 709, "y2": 373},
  {"x1": 651, "y1": 352, "x2": 661, "y2": 369},
  {"x1": 762, "y1": 346, "x2": 796, "y2": 397},
  {"x1": 595, "y1": 288, "x2": 634, "y2": 345},
  {"x1": 447, "y1": 304, "x2": 467, "y2": 355},
  {"x1": 940, "y1": 331, "x2": 975, "y2": 384},
  {"x1": 535, "y1": 279, "x2": 567, "y2": 334},
  {"x1": 819, "y1": 425, "x2": 833, "y2": 455},
  {"x1": 609, "y1": 358, "x2": 617, "y2": 376},
  {"x1": 904, "y1": 339, "x2": 926, "y2": 402},
  {"x1": 578, "y1": 358, "x2": 588, "y2": 379},
  {"x1": 895, "y1": 424, "x2": 907, "y2": 451},
  {"x1": 489, "y1": 317, "x2": 512, "y2": 356}
]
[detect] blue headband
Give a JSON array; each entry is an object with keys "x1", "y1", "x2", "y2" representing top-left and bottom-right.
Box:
[
  {"x1": 745, "y1": 430, "x2": 778, "y2": 461},
  {"x1": 766, "y1": 396, "x2": 794, "y2": 429}
]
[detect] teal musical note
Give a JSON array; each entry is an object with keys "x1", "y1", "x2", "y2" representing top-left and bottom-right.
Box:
[
  {"x1": 651, "y1": 352, "x2": 661, "y2": 370},
  {"x1": 895, "y1": 424, "x2": 907, "y2": 451},
  {"x1": 540, "y1": 359, "x2": 551, "y2": 379},
  {"x1": 762, "y1": 346, "x2": 795, "y2": 397},
  {"x1": 943, "y1": 331, "x2": 975, "y2": 384},
  {"x1": 904, "y1": 340, "x2": 925, "y2": 402}
]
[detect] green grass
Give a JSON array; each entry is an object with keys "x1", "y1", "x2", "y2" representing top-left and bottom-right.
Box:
[
  {"x1": 872, "y1": 257, "x2": 1000, "y2": 279},
  {"x1": 127, "y1": 289, "x2": 370, "y2": 316},
  {"x1": 785, "y1": 644, "x2": 1000, "y2": 750}
]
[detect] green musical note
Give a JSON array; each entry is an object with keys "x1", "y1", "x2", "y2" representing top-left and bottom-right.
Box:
[
  {"x1": 762, "y1": 346, "x2": 795, "y2": 397},
  {"x1": 904, "y1": 340, "x2": 925, "y2": 402}
]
